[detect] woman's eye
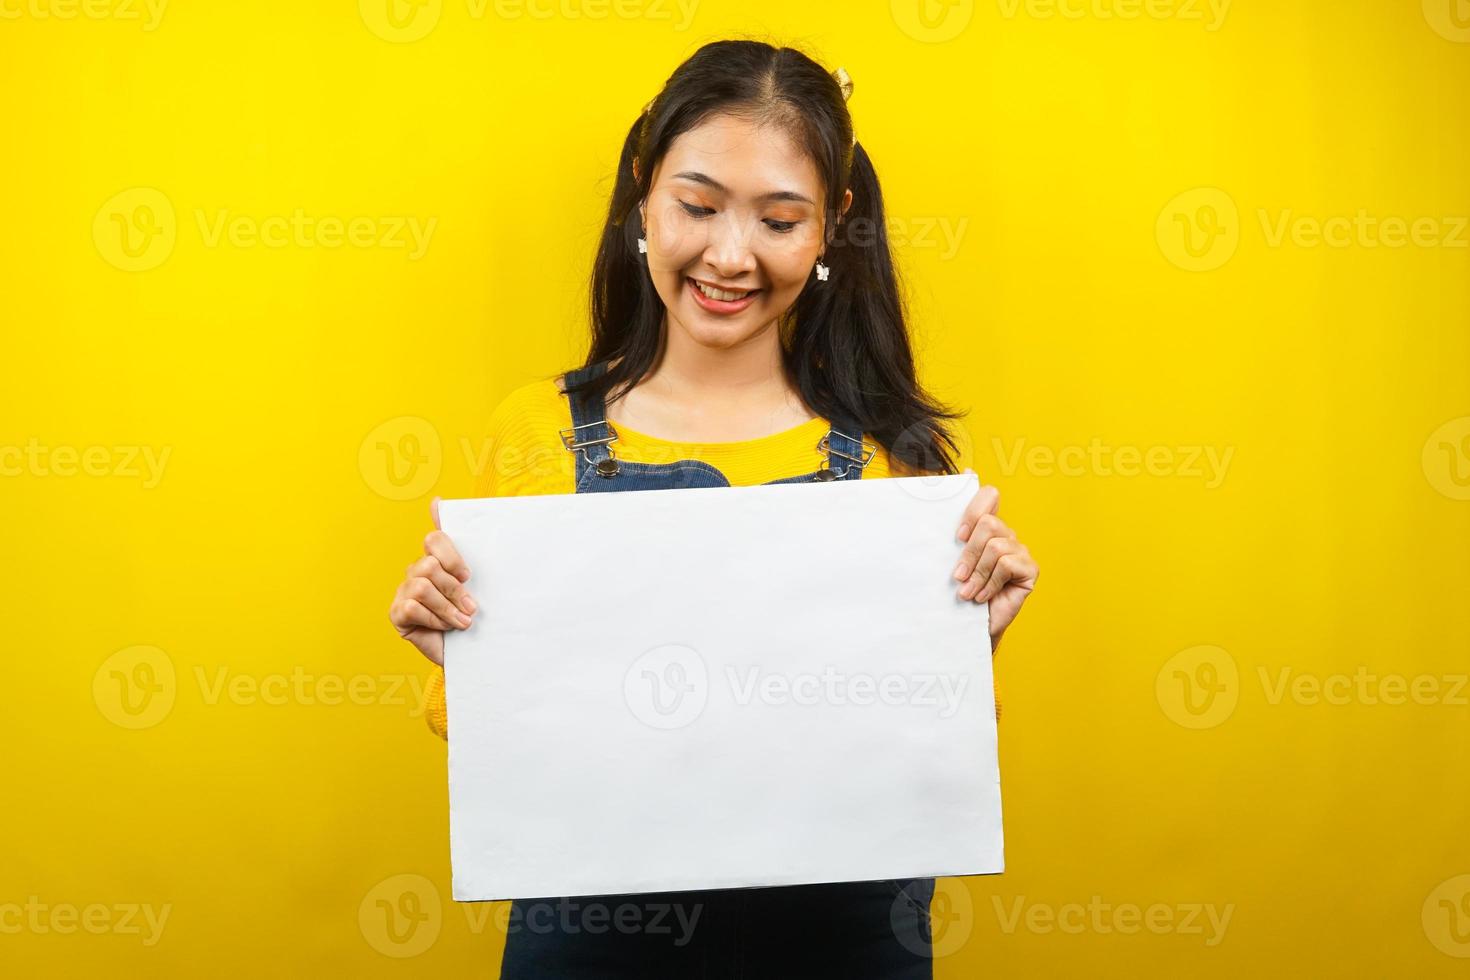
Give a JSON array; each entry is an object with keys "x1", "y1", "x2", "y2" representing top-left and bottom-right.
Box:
[{"x1": 677, "y1": 200, "x2": 798, "y2": 234}]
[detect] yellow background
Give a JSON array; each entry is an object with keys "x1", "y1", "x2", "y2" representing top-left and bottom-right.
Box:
[{"x1": 3, "y1": 0, "x2": 1468, "y2": 975}]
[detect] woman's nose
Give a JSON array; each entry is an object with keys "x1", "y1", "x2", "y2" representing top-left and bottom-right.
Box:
[{"x1": 702, "y1": 211, "x2": 759, "y2": 274}]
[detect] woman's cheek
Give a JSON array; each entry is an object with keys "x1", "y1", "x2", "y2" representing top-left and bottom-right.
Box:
[{"x1": 649, "y1": 201, "x2": 702, "y2": 259}]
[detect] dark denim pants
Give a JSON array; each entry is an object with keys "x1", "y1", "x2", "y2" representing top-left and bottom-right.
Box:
[{"x1": 500, "y1": 878, "x2": 936, "y2": 979}]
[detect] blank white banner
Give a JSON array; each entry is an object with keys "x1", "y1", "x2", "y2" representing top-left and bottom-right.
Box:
[{"x1": 440, "y1": 472, "x2": 1002, "y2": 902}]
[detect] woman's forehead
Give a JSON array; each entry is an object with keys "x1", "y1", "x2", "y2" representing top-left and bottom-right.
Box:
[{"x1": 656, "y1": 115, "x2": 821, "y2": 200}]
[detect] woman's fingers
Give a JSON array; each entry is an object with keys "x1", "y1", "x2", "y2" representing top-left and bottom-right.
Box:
[
  {"x1": 960, "y1": 535, "x2": 1021, "y2": 600},
  {"x1": 952, "y1": 512, "x2": 1015, "y2": 589},
  {"x1": 403, "y1": 575, "x2": 472, "y2": 630},
  {"x1": 953, "y1": 482, "x2": 1000, "y2": 544},
  {"x1": 424, "y1": 529, "x2": 471, "y2": 583},
  {"x1": 972, "y1": 544, "x2": 1033, "y2": 604},
  {"x1": 948, "y1": 477, "x2": 1039, "y2": 647},
  {"x1": 396, "y1": 596, "x2": 459, "y2": 633},
  {"x1": 390, "y1": 511, "x2": 476, "y2": 667},
  {"x1": 407, "y1": 555, "x2": 477, "y2": 617}
]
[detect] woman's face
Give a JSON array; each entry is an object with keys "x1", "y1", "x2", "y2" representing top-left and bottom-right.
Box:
[{"x1": 637, "y1": 113, "x2": 852, "y2": 352}]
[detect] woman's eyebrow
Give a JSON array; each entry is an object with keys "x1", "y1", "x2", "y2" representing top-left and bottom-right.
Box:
[{"x1": 670, "y1": 171, "x2": 814, "y2": 206}]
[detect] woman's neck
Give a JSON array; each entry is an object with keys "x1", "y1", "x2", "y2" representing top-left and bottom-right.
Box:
[{"x1": 605, "y1": 321, "x2": 817, "y2": 442}]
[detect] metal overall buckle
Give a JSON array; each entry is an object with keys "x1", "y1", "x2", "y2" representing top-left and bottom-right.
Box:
[
  {"x1": 813, "y1": 428, "x2": 876, "y2": 481},
  {"x1": 559, "y1": 419, "x2": 621, "y2": 477}
]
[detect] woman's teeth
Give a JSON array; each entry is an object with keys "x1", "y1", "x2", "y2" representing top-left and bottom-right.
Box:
[{"x1": 692, "y1": 279, "x2": 753, "y2": 302}]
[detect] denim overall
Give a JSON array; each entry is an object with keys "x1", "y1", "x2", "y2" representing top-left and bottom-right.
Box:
[{"x1": 497, "y1": 360, "x2": 937, "y2": 979}]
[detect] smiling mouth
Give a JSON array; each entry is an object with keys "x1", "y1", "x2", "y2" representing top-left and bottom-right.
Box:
[{"x1": 687, "y1": 277, "x2": 760, "y2": 302}]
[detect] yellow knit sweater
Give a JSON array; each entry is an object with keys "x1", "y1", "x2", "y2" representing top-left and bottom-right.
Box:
[{"x1": 422, "y1": 374, "x2": 1001, "y2": 738}]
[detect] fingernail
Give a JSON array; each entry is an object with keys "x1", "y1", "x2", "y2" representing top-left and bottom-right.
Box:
[
  {"x1": 953, "y1": 561, "x2": 968, "y2": 581},
  {"x1": 957, "y1": 523, "x2": 971, "y2": 541},
  {"x1": 458, "y1": 612, "x2": 472, "y2": 628},
  {"x1": 462, "y1": 595, "x2": 477, "y2": 614}
]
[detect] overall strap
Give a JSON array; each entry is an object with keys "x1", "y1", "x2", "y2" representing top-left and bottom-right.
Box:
[
  {"x1": 559, "y1": 360, "x2": 620, "y2": 482},
  {"x1": 816, "y1": 411, "x2": 875, "y2": 481}
]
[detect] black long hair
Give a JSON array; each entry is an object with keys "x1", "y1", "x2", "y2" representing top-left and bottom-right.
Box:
[{"x1": 563, "y1": 38, "x2": 964, "y2": 475}]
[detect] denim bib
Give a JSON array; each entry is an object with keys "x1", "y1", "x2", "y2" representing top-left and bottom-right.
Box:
[{"x1": 499, "y1": 359, "x2": 936, "y2": 979}]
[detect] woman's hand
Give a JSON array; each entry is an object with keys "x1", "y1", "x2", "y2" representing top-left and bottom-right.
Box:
[
  {"x1": 951, "y1": 471, "x2": 1038, "y2": 652},
  {"x1": 389, "y1": 497, "x2": 477, "y2": 666}
]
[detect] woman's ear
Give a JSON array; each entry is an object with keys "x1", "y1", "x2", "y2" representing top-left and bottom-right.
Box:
[{"x1": 824, "y1": 189, "x2": 855, "y2": 248}]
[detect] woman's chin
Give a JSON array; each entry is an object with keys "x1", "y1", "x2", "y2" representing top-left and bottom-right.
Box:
[{"x1": 672, "y1": 307, "x2": 767, "y2": 348}]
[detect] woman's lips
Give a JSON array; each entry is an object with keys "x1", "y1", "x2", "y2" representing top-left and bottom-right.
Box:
[{"x1": 687, "y1": 277, "x2": 760, "y2": 314}]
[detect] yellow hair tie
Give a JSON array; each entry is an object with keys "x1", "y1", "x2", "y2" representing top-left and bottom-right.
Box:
[{"x1": 834, "y1": 66, "x2": 856, "y2": 148}]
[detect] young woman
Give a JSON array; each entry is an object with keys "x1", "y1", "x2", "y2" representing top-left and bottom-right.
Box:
[{"x1": 388, "y1": 39, "x2": 1038, "y2": 979}]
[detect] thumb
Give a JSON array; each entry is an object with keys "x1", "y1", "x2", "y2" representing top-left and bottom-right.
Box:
[{"x1": 431, "y1": 495, "x2": 442, "y2": 531}]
